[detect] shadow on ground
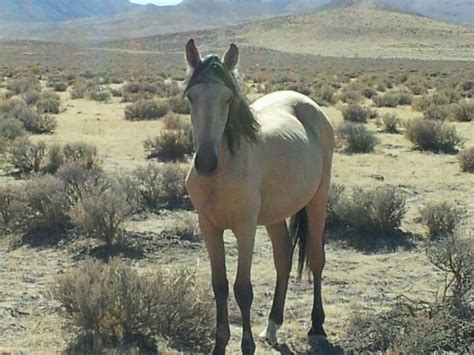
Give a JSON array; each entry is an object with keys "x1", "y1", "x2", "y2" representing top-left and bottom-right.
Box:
[{"x1": 325, "y1": 227, "x2": 419, "y2": 254}]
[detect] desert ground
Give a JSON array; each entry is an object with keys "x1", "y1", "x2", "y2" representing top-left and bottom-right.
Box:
[{"x1": 0, "y1": 14, "x2": 473, "y2": 354}]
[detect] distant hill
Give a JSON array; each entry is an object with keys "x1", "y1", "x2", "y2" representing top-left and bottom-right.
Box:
[
  {"x1": 103, "y1": 1, "x2": 473, "y2": 61},
  {"x1": 0, "y1": 0, "x2": 137, "y2": 22}
]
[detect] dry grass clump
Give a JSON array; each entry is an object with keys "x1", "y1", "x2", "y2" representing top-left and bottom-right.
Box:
[
  {"x1": 420, "y1": 202, "x2": 463, "y2": 239},
  {"x1": 337, "y1": 122, "x2": 378, "y2": 153},
  {"x1": 53, "y1": 259, "x2": 213, "y2": 353},
  {"x1": 161, "y1": 212, "x2": 200, "y2": 242},
  {"x1": 124, "y1": 99, "x2": 169, "y2": 121},
  {"x1": 381, "y1": 113, "x2": 401, "y2": 133},
  {"x1": 458, "y1": 147, "x2": 474, "y2": 173},
  {"x1": 343, "y1": 234, "x2": 472, "y2": 354},
  {"x1": 405, "y1": 118, "x2": 462, "y2": 154}
]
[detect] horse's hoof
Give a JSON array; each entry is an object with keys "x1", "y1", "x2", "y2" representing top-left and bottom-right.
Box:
[{"x1": 308, "y1": 326, "x2": 327, "y2": 338}]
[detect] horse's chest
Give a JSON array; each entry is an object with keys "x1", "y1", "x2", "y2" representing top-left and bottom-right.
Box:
[{"x1": 185, "y1": 172, "x2": 258, "y2": 229}]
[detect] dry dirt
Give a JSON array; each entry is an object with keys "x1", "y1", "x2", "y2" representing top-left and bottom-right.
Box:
[{"x1": 1, "y1": 81, "x2": 473, "y2": 353}]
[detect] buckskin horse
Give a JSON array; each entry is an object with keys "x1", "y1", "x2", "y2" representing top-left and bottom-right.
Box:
[{"x1": 183, "y1": 39, "x2": 335, "y2": 354}]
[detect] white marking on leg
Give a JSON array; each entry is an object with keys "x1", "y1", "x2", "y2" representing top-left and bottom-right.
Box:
[{"x1": 259, "y1": 319, "x2": 280, "y2": 346}]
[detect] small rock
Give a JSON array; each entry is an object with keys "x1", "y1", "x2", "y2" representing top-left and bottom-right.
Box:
[{"x1": 370, "y1": 174, "x2": 384, "y2": 181}]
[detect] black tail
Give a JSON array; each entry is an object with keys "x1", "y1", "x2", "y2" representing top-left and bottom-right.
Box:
[{"x1": 289, "y1": 207, "x2": 309, "y2": 279}]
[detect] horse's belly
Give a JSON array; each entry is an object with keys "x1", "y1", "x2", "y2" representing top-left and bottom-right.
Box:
[{"x1": 257, "y1": 139, "x2": 323, "y2": 225}]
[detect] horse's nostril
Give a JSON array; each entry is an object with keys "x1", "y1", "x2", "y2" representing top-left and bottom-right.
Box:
[{"x1": 195, "y1": 151, "x2": 218, "y2": 175}]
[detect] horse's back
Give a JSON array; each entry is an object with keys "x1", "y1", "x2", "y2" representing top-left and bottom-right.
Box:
[{"x1": 251, "y1": 91, "x2": 335, "y2": 225}]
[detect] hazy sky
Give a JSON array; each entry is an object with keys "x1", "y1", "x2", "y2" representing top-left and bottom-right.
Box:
[{"x1": 130, "y1": 0, "x2": 182, "y2": 5}]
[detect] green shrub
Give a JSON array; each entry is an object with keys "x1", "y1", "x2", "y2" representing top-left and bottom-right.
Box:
[
  {"x1": 7, "y1": 139, "x2": 46, "y2": 174},
  {"x1": 412, "y1": 93, "x2": 450, "y2": 111},
  {"x1": 337, "y1": 122, "x2": 378, "y2": 153},
  {"x1": 342, "y1": 104, "x2": 370, "y2": 123},
  {"x1": 45, "y1": 144, "x2": 65, "y2": 173},
  {"x1": 53, "y1": 259, "x2": 213, "y2": 353},
  {"x1": 22, "y1": 90, "x2": 42, "y2": 105},
  {"x1": 373, "y1": 92, "x2": 412, "y2": 107},
  {"x1": 124, "y1": 99, "x2": 169, "y2": 121},
  {"x1": 326, "y1": 183, "x2": 346, "y2": 228},
  {"x1": 420, "y1": 202, "x2": 463, "y2": 239},
  {"x1": 458, "y1": 147, "x2": 474, "y2": 173},
  {"x1": 405, "y1": 119, "x2": 462, "y2": 154}
]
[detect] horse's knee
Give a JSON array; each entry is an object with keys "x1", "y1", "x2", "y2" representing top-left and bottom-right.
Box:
[{"x1": 234, "y1": 281, "x2": 253, "y2": 310}]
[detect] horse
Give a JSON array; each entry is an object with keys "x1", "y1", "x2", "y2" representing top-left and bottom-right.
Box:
[{"x1": 183, "y1": 39, "x2": 335, "y2": 354}]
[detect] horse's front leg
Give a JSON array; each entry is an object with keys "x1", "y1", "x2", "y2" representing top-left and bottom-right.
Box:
[
  {"x1": 232, "y1": 220, "x2": 257, "y2": 355},
  {"x1": 199, "y1": 215, "x2": 229, "y2": 355}
]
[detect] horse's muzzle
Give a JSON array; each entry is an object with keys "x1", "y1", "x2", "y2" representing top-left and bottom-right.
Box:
[{"x1": 195, "y1": 143, "x2": 218, "y2": 176}]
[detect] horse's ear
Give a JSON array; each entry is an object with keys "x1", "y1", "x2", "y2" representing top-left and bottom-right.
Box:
[
  {"x1": 223, "y1": 43, "x2": 239, "y2": 71},
  {"x1": 186, "y1": 39, "x2": 202, "y2": 70}
]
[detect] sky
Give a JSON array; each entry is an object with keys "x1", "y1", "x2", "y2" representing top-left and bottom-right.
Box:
[{"x1": 130, "y1": 0, "x2": 182, "y2": 5}]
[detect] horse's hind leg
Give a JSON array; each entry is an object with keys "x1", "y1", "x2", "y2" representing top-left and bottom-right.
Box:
[
  {"x1": 306, "y1": 173, "x2": 331, "y2": 337},
  {"x1": 259, "y1": 221, "x2": 292, "y2": 345}
]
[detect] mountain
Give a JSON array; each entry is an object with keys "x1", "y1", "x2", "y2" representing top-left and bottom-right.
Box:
[
  {"x1": 379, "y1": 0, "x2": 474, "y2": 26},
  {"x1": 0, "y1": 0, "x2": 333, "y2": 41},
  {"x1": 0, "y1": 0, "x2": 139, "y2": 22}
]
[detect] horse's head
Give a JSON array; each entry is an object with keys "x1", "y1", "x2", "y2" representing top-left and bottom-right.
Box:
[{"x1": 184, "y1": 39, "x2": 239, "y2": 176}]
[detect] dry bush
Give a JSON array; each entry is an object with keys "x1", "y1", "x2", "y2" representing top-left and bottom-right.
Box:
[
  {"x1": 22, "y1": 90, "x2": 42, "y2": 105},
  {"x1": 420, "y1": 202, "x2": 463, "y2": 239},
  {"x1": 161, "y1": 212, "x2": 200, "y2": 242},
  {"x1": 144, "y1": 129, "x2": 193, "y2": 161},
  {"x1": 8, "y1": 175, "x2": 71, "y2": 234},
  {"x1": 337, "y1": 122, "x2": 378, "y2": 153},
  {"x1": 361, "y1": 86, "x2": 377, "y2": 99},
  {"x1": 45, "y1": 142, "x2": 100, "y2": 174},
  {"x1": 337, "y1": 186, "x2": 406, "y2": 236},
  {"x1": 69, "y1": 181, "x2": 131, "y2": 246},
  {"x1": 0, "y1": 98, "x2": 56, "y2": 133},
  {"x1": 37, "y1": 98, "x2": 60, "y2": 114},
  {"x1": 412, "y1": 92, "x2": 450, "y2": 111},
  {"x1": 343, "y1": 234, "x2": 472, "y2": 354},
  {"x1": 458, "y1": 147, "x2": 474, "y2": 173},
  {"x1": 373, "y1": 91, "x2": 412, "y2": 107},
  {"x1": 124, "y1": 99, "x2": 169, "y2": 121},
  {"x1": 311, "y1": 84, "x2": 336, "y2": 106},
  {"x1": 168, "y1": 95, "x2": 190, "y2": 114},
  {"x1": 121, "y1": 82, "x2": 159, "y2": 102},
  {"x1": 326, "y1": 183, "x2": 346, "y2": 228},
  {"x1": 451, "y1": 100, "x2": 473, "y2": 122},
  {"x1": 381, "y1": 113, "x2": 401, "y2": 133},
  {"x1": 342, "y1": 104, "x2": 370, "y2": 123},
  {"x1": 0, "y1": 117, "x2": 26, "y2": 140},
  {"x1": 423, "y1": 104, "x2": 452, "y2": 121},
  {"x1": 90, "y1": 90, "x2": 111, "y2": 102},
  {"x1": 130, "y1": 162, "x2": 188, "y2": 211},
  {"x1": 405, "y1": 118, "x2": 462, "y2": 154},
  {"x1": 7, "y1": 138, "x2": 46, "y2": 174},
  {"x1": 338, "y1": 88, "x2": 362, "y2": 104},
  {"x1": 6, "y1": 77, "x2": 40, "y2": 94},
  {"x1": 53, "y1": 259, "x2": 213, "y2": 353},
  {"x1": 0, "y1": 185, "x2": 23, "y2": 234}
]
